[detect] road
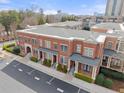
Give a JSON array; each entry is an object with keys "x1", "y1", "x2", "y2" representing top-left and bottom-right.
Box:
[{"x1": 1, "y1": 60, "x2": 89, "y2": 93}]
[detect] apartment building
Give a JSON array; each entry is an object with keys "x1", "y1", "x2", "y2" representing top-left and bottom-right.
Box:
[
  {"x1": 17, "y1": 25, "x2": 124, "y2": 80},
  {"x1": 105, "y1": 0, "x2": 124, "y2": 16}
]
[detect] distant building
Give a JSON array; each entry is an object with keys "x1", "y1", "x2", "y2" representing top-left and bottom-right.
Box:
[
  {"x1": 46, "y1": 12, "x2": 68, "y2": 23},
  {"x1": 47, "y1": 21, "x2": 83, "y2": 30},
  {"x1": 91, "y1": 22, "x2": 124, "y2": 33},
  {"x1": 105, "y1": 0, "x2": 124, "y2": 16}
]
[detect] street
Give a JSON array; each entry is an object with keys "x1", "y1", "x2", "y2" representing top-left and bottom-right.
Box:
[{"x1": 1, "y1": 60, "x2": 89, "y2": 93}]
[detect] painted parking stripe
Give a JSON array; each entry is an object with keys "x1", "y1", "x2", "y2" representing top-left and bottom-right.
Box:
[
  {"x1": 34, "y1": 76, "x2": 40, "y2": 80},
  {"x1": 78, "y1": 88, "x2": 80, "y2": 93},
  {"x1": 46, "y1": 77, "x2": 54, "y2": 85},
  {"x1": 18, "y1": 68, "x2": 23, "y2": 72},
  {"x1": 57, "y1": 88, "x2": 64, "y2": 93},
  {"x1": 27, "y1": 70, "x2": 35, "y2": 75},
  {"x1": 13, "y1": 63, "x2": 20, "y2": 67},
  {"x1": 6, "y1": 62, "x2": 9, "y2": 65}
]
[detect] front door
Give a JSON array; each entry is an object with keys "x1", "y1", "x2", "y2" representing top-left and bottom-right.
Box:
[
  {"x1": 40, "y1": 51, "x2": 42, "y2": 59},
  {"x1": 53, "y1": 55, "x2": 57, "y2": 63}
]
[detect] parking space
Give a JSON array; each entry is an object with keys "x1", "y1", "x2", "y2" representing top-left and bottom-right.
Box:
[{"x1": 2, "y1": 60, "x2": 89, "y2": 93}]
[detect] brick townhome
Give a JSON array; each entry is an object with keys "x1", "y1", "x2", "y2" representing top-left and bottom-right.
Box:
[{"x1": 17, "y1": 25, "x2": 124, "y2": 80}]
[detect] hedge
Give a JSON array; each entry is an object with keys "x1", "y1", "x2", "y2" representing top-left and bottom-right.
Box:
[
  {"x1": 57, "y1": 64, "x2": 67, "y2": 73},
  {"x1": 100, "y1": 67, "x2": 124, "y2": 81},
  {"x1": 3, "y1": 43, "x2": 15, "y2": 50},
  {"x1": 103, "y1": 79, "x2": 113, "y2": 89},
  {"x1": 74, "y1": 73, "x2": 93, "y2": 83},
  {"x1": 95, "y1": 73, "x2": 105, "y2": 85},
  {"x1": 43, "y1": 59, "x2": 51, "y2": 67},
  {"x1": 13, "y1": 46, "x2": 20, "y2": 55},
  {"x1": 30, "y1": 56, "x2": 38, "y2": 62}
]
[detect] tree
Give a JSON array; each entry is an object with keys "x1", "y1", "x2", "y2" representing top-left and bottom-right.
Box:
[
  {"x1": 38, "y1": 16, "x2": 45, "y2": 25},
  {"x1": 0, "y1": 11, "x2": 19, "y2": 36}
]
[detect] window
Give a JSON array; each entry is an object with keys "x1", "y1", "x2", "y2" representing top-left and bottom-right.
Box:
[
  {"x1": 32, "y1": 38, "x2": 37, "y2": 45},
  {"x1": 76, "y1": 44, "x2": 81, "y2": 53},
  {"x1": 107, "y1": 42, "x2": 113, "y2": 49},
  {"x1": 118, "y1": 40, "x2": 124, "y2": 53},
  {"x1": 84, "y1": 47, "x2": 94, "y2": 57},
  {"x1": 53, "y1": 42, "x2": 58, "y2": 49},
  {"x1": 34, "y1": 49, "x2": 38, "y2": 54},
  {"x1": 83, "y1": 65, "x2": 90, "y2": 72},
  {"x1": 60, "y1": 56, "x2": 67, "y2": 64},
  {"x1": 61, "y1": 45, "x2": 68, "y2": 52},
  {"x1": 44, "y1": 40, "x2": 51, "y2": 49},
  {"x1": 45, "y1": 52, "x2": 51, "y2": 60}
]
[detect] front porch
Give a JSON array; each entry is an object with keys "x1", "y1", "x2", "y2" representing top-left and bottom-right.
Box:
[
  {"x1": 102, "y1": 49, "x2": 124, "y2": 72},
  {"x1": 38, "y1": 48, "x2": 58, "y2": 68},
  {"x1": 68, "y1": 53, "x2": 100, "y2": 80}
]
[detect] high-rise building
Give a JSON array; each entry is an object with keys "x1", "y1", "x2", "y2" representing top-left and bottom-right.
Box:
[{"x1": 105, "y1": 0, "x2": 124, "y2": 16}]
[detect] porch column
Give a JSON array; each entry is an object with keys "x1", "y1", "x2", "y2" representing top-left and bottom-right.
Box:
[
  {"x1": 107, "y1": 57, "x2": 111, "y2": 68},
  {"x1": 42, "y1": 52, "x2": 45, "y2": 63},
  {"x1": 37, "y1": 50, "x2": 40, "y2": 60},
  {"x1": 67, "y1": 59, "x2": 71, "y2": 72},
  {"x1": 92, "y1": 66, "x2": 97, "y2": 80},
  {"x1": 74, "y1": 61, "x2": 79, "y2": 73},
  {"x1": 51, "y1": 54, "x2": 54, "y2": 65},
  {"x1": 56, "y1": 55, "x2": 59, "y2": 68}
]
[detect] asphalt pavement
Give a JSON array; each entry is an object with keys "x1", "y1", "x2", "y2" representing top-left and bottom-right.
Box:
[{"x1": 2, "y1": 60, "x2": 89, "y2": 93}]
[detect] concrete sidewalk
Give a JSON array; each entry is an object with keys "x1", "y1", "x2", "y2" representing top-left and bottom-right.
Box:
[{"x1": 2, "y1": 51, "x2": 118, "y2": 93}]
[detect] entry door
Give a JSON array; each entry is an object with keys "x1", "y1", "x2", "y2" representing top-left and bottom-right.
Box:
[{"x1": 53, "y1": 55, "x2": 57, "y2": 63}]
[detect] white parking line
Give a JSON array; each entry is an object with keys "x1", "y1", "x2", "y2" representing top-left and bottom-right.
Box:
[
  {"x1": 6, "y1": 62, "x2": 9, "y2": 65},
  {"x1": 13, "y1": 63, "x2": 20, "y2": 67},
  {"x1": 18, "y1": 68, "x2": 23, "y2": 72},
  {"x1": 34, "y1": 76, "x2": 40, "y2": 80},
  {"x1": 46, "y1": 77, "x2": 54, "y2": 85},
  {"x1": 57, "y1": 88, "x2": 64, "y2": 93},
  {"x1": 78, "y1": 88, "x2": 80, "y2": 93},
  {"x1": 27, "y1": 70, "x2": 35, "y2": 75}
]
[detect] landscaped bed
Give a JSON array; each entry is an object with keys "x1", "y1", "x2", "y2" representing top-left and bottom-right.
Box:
[
  {"x1": 3, "y1": 43, "x2": 20, "y2": 55},
  {"x1": 95, "y1": 67, "x2": 124, "y2": 91}
]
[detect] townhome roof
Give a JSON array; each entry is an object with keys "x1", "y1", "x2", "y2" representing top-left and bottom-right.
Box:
[
  {"x1": 91, "y1": 22, "x2": 124, "y2": 31},
  {"x1": 17, "y1": 25, "x2": 107, "y2": 44}
]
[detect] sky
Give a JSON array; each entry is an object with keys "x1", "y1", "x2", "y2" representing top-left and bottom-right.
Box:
[{"x1": 0, "y1": 0, "x2": 107, "y2": 15}]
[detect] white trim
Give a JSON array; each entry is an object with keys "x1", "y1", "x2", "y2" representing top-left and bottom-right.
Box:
[
  {"x1": 18, "y1": 30, "x2": 86, "y2": 41},
  {"x1": 91, "y1": 66, "x2": 97, "y2": 80}
]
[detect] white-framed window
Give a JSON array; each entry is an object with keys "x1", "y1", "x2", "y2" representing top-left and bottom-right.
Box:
[
  {"x1": 53, "y1": 42, "x2": 58, "y2": 49},
  {"x1": 61, "y1": 44, "x2": 68, "y2": 52},
  {"x1": 45, "y1": 52, "x2": 51, "y2": 60},
  {"x1": 83, "y1": 65, "x2": 90, "y2": 72},
  {"x1": 76, "y1": 44, "x2": 81, "y2": 53},
  {"x1": 44, "y1": 40, "x2": 51, "y2": 49},
  {"x1": 32, "y1": 38, "x2": 37, "y2": 45},
  {"x1": 118, "y1": 40, "x2": 124, "y2": 53},
  {"x1": 106, "y1": 41, "x2": 113, "y2": 49},
  {"x1": 84, "y1": 47, "x2": 94, "y2": 57},
  {"x1": 60, "y1": 55, "x2": 67, "y2": 65}
]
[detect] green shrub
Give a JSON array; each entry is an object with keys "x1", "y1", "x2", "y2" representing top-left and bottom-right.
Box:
[
  {"x1": 74, "y1": 73, "x2": 93, "y2": 83},
  {"x1": 103, "y1": 79, "x2": 113, "y2": 89},
  {"x1": 6, "y1": 47, "x2": 13, "y2": 53},
  {"x1": 3, "y1": 43, "x2": 15, "y2": 50},
  {"x1": 95, "y1": 73, "x2": 105, "y2": 85},
  {"x1": 57, "y1": 64, "x2": 63, "y2": 71},
  {"x1": 63, "y1": 65, "x2": 67, "y2": 73},
  {"x1": 43, "y1": 59, "x2": 51, "y2": 67},
  {"x1": 100, "y1": 67, "x2": 124, "y2": 81},
  {"x1": 30, "y1": 56, "x2": 38, "y2": 62},
  {"x1": 13, "y1": 46, "x2": 20, "y2": 55}
]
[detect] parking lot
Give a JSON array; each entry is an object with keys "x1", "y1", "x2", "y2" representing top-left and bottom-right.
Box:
[{"x1": 2, "y1": 60, "x2": 89, "y2": 93}]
